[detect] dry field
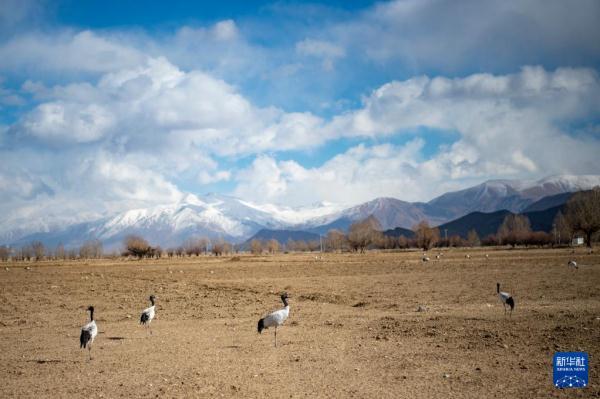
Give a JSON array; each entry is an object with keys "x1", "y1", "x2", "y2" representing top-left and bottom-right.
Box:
[{"x1": 1, "y1": 248, "x2": 599, "y2": 398}]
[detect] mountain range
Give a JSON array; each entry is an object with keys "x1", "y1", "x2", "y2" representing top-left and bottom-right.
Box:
[{"x1": 2, "y1": 175, "x2": 599, "y2": 250}]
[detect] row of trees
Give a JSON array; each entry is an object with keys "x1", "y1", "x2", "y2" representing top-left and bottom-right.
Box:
[
  {"x1": 1, "y1": 239, "x2": 104, "y2": 262},
  {"x1": 124, "y1": 235, "x2": 236, "y2": 259}
]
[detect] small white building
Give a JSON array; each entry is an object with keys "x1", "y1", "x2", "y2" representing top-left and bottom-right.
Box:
[{"x1": 572, "y1": 236, "x2": 585, "y2": 246}]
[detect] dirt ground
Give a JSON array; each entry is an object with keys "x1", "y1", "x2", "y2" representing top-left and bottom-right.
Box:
[{"x1": 1, "y1": 248, "x2": 599, "y2": 398}]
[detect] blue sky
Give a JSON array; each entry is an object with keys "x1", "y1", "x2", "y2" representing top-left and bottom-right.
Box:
[{"x1": 1, "y1": 0, "x2": 600, "y2": 228}]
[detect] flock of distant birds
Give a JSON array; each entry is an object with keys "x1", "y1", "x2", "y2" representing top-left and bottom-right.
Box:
[{"x1": 79, "y1": 250, "x2": 588, "y2": 360}]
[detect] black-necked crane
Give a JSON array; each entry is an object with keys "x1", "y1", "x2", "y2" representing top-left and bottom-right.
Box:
[
  {"x1": 496, "y1": 283, "x2": 515, "y2": 317},
  {"x1": 568, "y1": 260, "x2": 578, "y2": 270},
  {"x1": 140, "y1": 295, "x2": 157, "y2": 334},
  {"x1": 80, "y1": 306, "x2": 98, "y2": 360},
  {"x1": 257, "y1": 293, "x2": 290, "y2": 347}
]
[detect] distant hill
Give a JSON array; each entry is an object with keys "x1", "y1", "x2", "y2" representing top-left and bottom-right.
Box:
[
  {"x1": 244, "y1": 229, "x2": 321, "y2": 246},
  {"x1": 383, "y1": 227, "x2": 415, "y2": 238},
  {"x1": 435, "y1": 204, "x2": 565, "y2": 239},
  {"x1": 522, "y1": 192, "x2": 573, "y2": 212},
  {"x1": 302, "y1": 197, "x2": 450, "y2": 233},
  {"x1": 523, "y1": 205, "x2": 564, "y2": 232},
  {"x1": 437, "y1": 210, "x2": 512, "y2": 239}
]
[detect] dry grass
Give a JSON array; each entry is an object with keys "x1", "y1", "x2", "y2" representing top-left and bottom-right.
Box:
[{"x1": 1, "y1": 248, "x2": 599, "y2": 398}]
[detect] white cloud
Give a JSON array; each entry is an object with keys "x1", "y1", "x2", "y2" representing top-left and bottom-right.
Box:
[
  {"x1": 6, "y1": 62, "x2": 600, "y2": 214},
  {"x1": 326, "y1": 66, "x2": 600, "y2": 178},
  {"x1": 296, "y1": 39, "x2": 345, "y2": 71},
  {"x1": 296, "y1": 39, "x2": 345, "y2": 59},
  {"x1": 234, "y1": 140, "x2": 428, "y2": 206},
  {"x1": 20, "y1": 102, "x2": 114, "y2": 143},
  {"x1": 198, "y1": 170, "x2": 231, "y2": 184},
  {"x1": 233, "y1": 66, "x2": 600, "y2": 205},
  {"x1": 0, "y1": 30, "x2": 147, "y2": 74},
  {"x1": 212, "y1": 20, "x2": 239, "y2": 41},
  {"x1": 13, "y1": 56, "x2": 326, "y2": 156}
]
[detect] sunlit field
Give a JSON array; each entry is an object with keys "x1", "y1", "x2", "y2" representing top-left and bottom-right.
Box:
[{"x1": 1, "y1": 248, "x2": 599, "y2": 398}]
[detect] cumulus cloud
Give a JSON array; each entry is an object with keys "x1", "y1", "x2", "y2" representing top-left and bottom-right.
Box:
[
  {"x1": 234, "y1": 140, "x2": 429, "y2": 205},
  {"x1": 12, "y1": 56, "x2": 326, "y2": 157},
  {"x1": 20, "y1": 102, "x2": 114, "y2": 143},
  {"x1": 326, "y1": 66, "x2": 600, "y2": 178},
  {"x1": 233, "y1": 66, "x2": 600, "y2": 204}
]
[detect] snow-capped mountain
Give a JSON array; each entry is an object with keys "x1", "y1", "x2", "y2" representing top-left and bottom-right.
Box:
[
  {"x1": 427, "y1": 174, "x2": 600, "y2": 216},
  {"x1": 3, "y1": 174, "x2": 599, "y2": 249},
  {"x1": 5, "y1": 193, "x2": 342, "y2": 249},
  {"x1": 299, "y1": 197, "x2": 450, "y2": 233},
  {"x1": 299, "y1": 175, "x2": 600, "y2": 233}
]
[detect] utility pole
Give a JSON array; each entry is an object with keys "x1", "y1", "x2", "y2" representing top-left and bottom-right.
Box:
[{"x1": 320, "y1": 234, "x2": 323, "y2": 253}]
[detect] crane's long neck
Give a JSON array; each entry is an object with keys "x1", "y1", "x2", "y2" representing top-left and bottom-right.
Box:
[
  {"x1": 150, "y1": 297, "x2": 155, "y2": 306},
  {"x1": 496, "y1": 283, "x2": 500, "y2": 294},
  {"x1": 282, "y1": 297, "x2": 289, "y2": 307},
  {"x1": 89, "y1": 309, "x2": 94, "y2": 321}
]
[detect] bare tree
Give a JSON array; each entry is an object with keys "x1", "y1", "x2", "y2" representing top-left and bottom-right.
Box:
[
  {"x1": 54, "y1": 243, "x2": 66, "y2": 260},
  {"x1": 307, "y1": 240, "x2": 321, "y2": 251},
  {"x1": 565, "y1": 188, "x2": 600, "y2": 248},
  {"x1": 266, "y1": 239, "x2": 280, "y2": 254},
  {"x1": 67, "y1": 248, "x2": 78, "y2": 259},
  {"x1": 184, "y1": 237, "x2": 209, "y2": 256},
  {"x1": 124, "y1": 235, "x2": 151, "y2": 259},
  {"x1": 448, "y1": 234, "x2": 464, "y2": 247},
  {"x1": 497, "y1": 214, "x2": 531, "y2": 247},
  {"x1": 413, "y1": 221, "x2": 440, "y2": 251},
  {"x1": 295, "y1": 240, "x2": 309, "y2": 252},
  {"x1": 525, "y1": 231, "x2": 552, "y2": 247},
  {"x1": 325, "y1": 229, "x2": 346, "y2": 252},
  {"x1": 467, "y1": 229, "x2": 481, "y2": 247},
  {"x1": 21, "y1": 244, "x2": 33, "y2": 261},
  {"x1": 250, "y1": 239, "x2": 263, "y2": 255},
  {"x1": 348, "y1": 216, "x2": 382, "y2": 253},
  {"x1": 211, "y1": 239, "x2": 226, "y2": 256},
  {"x1": 0, "y1": 246, "x2": 10, "y2": 261},
  {"x1": 481, "y1": 234, "x2": 499, "y2": 246},
  {"x1": 80, "y1": 239, "x2": 103, "y2": 259},
  {"x1": 31, "y1": 241, "x2": 45, "y2": 261},
  {"x1": 553, "y1": 210, "x2": 572, "y2": 245}
]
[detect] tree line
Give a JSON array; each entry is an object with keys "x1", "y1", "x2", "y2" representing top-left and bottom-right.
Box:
[{"x1": 0, "y1": 239, "x2": 104, "y2": 262}]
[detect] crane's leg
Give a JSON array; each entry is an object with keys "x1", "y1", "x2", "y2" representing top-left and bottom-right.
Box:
[
  {"x1": 88, "y1": 343, "x2": 93, "y2": 360},
  {"x1": 503, "y1": 303, "x2": 506, "y2": 316},
  {"x1": 149, "y1": 323, "x2": 153, "y2": 335},
  {"x1": 274, "y1": 327, "x2": 277, "y2": 348}
]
